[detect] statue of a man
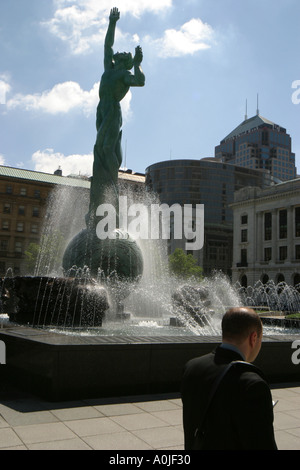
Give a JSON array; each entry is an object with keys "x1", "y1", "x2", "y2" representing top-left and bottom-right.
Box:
[{"x1": 87, "y1": 7, "x2": 145, "y2": 227}]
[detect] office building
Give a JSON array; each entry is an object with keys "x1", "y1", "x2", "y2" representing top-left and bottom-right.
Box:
[
  {"x1": 145, "y1": 159, "x2": 273, "y2": 276},
  {"x1": 215, "y1": 114, "x2": 296, "y2": 181}
]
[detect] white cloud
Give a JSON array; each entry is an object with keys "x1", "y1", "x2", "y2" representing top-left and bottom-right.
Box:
[
  {"x1": 44, "y1": 1, "x2": 215, "y2": 59},
  {"x1": 7, "y1": 81, "x2": 99, "y2": 116},
  {"x1": 6, "y1": 80, "x2": 133, "y2": 123},
  {"x1": 121, "y1": 90, "x2": 133, "y2": 123},
  {"x1": 32, "y1": 148, "x2": 93, "y2": 176},
  {"x1": 0, "y1": 154, "x2": 5, "y2": 166},
  {"x1": 146, "y1": 18, "x2": 215, "y2": 58},
  {"x1": 45, "y1": 0, "x2": 173, "y2": 54},
  {"x1": 0, "y1": 77, "x2": 11, "y2": 105}
]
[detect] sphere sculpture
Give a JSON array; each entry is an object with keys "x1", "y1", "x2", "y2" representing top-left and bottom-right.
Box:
[{"x1": 63, "y1": 228, "x2": 143, "y2": 281}]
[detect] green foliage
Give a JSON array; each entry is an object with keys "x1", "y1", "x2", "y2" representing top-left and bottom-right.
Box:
[
  {"x1": 169, "y1": 248, "x2": 203, "y2": 280},
  {"x1": 24, "y1": 242, "x2": 40, "y2": 273},
  {"x1": 285, "y1": 313, "x2": 300, "y2": 319},
  {"x1": 24, "y1": 231, "x2": 65, "y2": 275}
]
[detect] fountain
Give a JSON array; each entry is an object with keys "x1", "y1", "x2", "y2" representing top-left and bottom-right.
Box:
[
  {"x1": 1, "y1": 7, "x2": 145, "y2": 329},
  {"x1": 237, "y1": 280, "x2": 300, "y2": 329},
  {"x1": 0, "y1": 8, "x2": 300, "y2": 401}
]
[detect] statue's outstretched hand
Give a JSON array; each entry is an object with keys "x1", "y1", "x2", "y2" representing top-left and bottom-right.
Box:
[
  {"x1": 133, "y1": 46, "x2": 143, "y2": 65},
  {"x1": 109, "y1": 7, "x2": 120, "y2": 23}
]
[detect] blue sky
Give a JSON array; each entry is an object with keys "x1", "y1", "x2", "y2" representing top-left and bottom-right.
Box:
[{"x1": 0, "y1": 0, "x2": 299, "y2": 176}]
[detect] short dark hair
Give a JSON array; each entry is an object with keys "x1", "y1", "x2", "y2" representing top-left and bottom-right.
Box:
[{"x1": 221, "y1": 307, "x2": 262, "y2": 343}]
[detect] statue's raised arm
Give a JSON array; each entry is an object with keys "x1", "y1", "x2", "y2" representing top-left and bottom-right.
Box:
[{"x1": 104, "y1": 7, "x2": 120, "y2": 70}]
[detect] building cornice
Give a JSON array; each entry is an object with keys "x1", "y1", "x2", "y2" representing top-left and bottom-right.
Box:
[{"x1": 230, "y1": 187, "x2": 300, "y2": 209}]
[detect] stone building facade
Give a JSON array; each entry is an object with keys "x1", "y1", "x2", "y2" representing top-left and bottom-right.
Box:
[{"x1": 231, "y1": 179, "x2": 300, "y2": 287}]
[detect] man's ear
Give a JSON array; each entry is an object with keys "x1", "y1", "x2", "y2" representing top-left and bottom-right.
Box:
[{"x1": 249, "y1": 330, "x2": 258, "y2": 347}]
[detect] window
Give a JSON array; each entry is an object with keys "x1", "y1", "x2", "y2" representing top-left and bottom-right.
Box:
[
  {"x1": 208, "y1": 245, "x2": 217, "y2": 261},
  {"x1": 264, "y1": 247, "x2": 272, "y2": 262},
  {"x1": 241, "y1": 214, "x2": 248, "y2": 225},
  {"x1": 20, "y1": 188, "x2": 27, "y2": 196},
  {"x1": 18, "y1": 205, "x2": 25, "y2": 215},
  {"x1": 31, "y1": 224, "x2": 39, "y2": 234},
  {"x1": 0, "y1": 240, "x2": 8, "y2": 252},
  {"x1": 295, "y1": 208, "x2": 300, "y2": 237},
  {"x1": 277, "y1": 274, "x2": 285, "y2": 284},
  {"x1": 279, "y1": 209, "x2": 287, "y2": 239},
  {"x1": 279, "y1": 246, "x2": 287, "y2": 261},
  {"x1": 16, "y1": 222, "x2": 24, "y2": 232},
  {"x1": 15, "y1": 241, "x2": 22, "y2": 253},
  {"x1": 241, "y1": 249, "x2": 247, "y2": 266},
  {"x1": 2, "y1": 221, "x2": 9, "y2": 231},
  {"x1": 296, "y1": 245, "x2": 300, "y2": 260},
  {"x1": 241, "y1": 229, "x2": 248, "y2": 243},
  {"x1": 262, "y1": 131, "x2": 269, "y2": 146},
  {"x1": 3, "y1": 203, "x2": 11, "y2": 214},
  {"x1": 6, "y1": 185, "x2": 13, "y2": 194},
  {"x1": 32, "y1": 207, "x2": 39, "y2": 217},
  {"x1": 264, "y1": 212, "x2": 272, "y2": 241},
  {"x1": 34, "y1": 189, "x2": 41, "y2": 198},
  {"x1": 207, "y1": 241, "x2": 228, "y2": 262}
]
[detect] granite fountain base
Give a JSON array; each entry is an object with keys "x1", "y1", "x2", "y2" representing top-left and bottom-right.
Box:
[{"x1": 0, "y1": 325, "x2": 299, "y2": 401}]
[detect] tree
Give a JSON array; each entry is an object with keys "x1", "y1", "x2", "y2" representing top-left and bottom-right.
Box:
[
  {"x1": 24, "y1": 242, "x2": 40, "y2": 273},
  {"x1": 169, "y1": 248, "x2": 203, "y2": 280},
  {"x1": 24, "y1": 231, "x2": 65, "y2": 275}
]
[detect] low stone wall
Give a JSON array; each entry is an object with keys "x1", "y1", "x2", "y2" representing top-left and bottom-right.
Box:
[{"x1": 0, "y1": 326, "x2": 299, "y2": 401}]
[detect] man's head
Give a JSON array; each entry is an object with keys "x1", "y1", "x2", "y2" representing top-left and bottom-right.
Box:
[
  {"x1": 221, "y1": 307, "x2": 263, "y2": 362},
  {"x1": 113, "y1": 52, "x2": 133, "y2": 70}
]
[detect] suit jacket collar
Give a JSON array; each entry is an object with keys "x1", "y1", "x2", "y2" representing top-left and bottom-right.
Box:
[
  {"x1": 214, "y1": 344, "x2": 245, "y2": 365},
  {"x1": 220, "y1": 343, "x2": 246, "y2": 360}
]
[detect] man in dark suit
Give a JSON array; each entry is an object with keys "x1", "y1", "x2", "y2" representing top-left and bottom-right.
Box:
[{"x1": 181, "y1": 307, "x2": 277, "y2": 450}]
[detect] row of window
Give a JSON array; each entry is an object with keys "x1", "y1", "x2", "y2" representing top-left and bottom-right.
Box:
[
  {"x1": 240, "y1": 245, "x2": 300, "y2": 265},
  {"x1": 3, "y1": 203, "x2": 40, "y2": 217},
  {"x1": 266, "y1": 208, "x2": 300, "y2": 239},
  {"x1": 0, "y1": 240, "x2": 27, "y2": 254},
  {"x1": 1, "y1": 220, "x2": 39, "y2": 233},
  {"x1": 241, "y1": 208, "x2": 300, "y2": 240},
  {"x1": 3, "y1": 185, "x2": 42, "y2": 198}
]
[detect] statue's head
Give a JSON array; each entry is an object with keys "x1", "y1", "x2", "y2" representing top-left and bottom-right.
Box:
[{"x1": 113, "y1": 52, "x2": 133, "y2": 70}]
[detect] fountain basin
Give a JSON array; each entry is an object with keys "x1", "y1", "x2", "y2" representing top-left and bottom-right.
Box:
[
  {"x1": 0, "y1": 325, "x2": 299, "y2": 401},
  {"x1": 1, "y1": 276, "x2": 109, "y2": 327}
]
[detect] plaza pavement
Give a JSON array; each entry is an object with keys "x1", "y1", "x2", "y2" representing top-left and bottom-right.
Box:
[{"x1": 0, "y1": 383, "x2": 300, "y2": 450}]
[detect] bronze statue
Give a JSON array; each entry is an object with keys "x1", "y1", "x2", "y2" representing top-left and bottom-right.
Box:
[{"x1": 87, "y1": 7, "x2": 145, "y2": 227}]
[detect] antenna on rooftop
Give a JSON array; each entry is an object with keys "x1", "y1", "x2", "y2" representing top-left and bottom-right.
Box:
[
  {"x1": 256, "y1": 93, "x2": 260, "y2": 116},
  {"x1": 244, "y1": 99, "x2": 248, "y2": 120}
]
